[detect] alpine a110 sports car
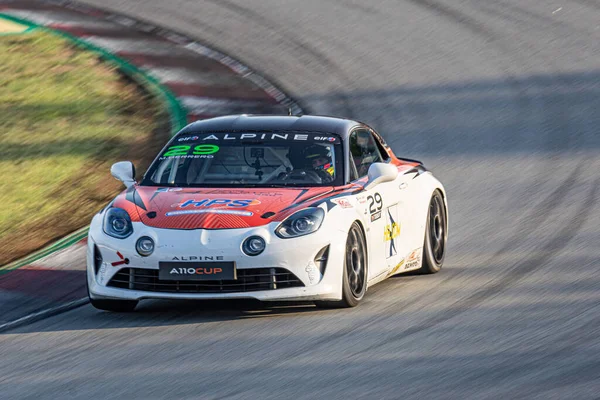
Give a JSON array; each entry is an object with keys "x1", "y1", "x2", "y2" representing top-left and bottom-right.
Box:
[{"x1": 87, "y1": 115, "x2": 448, "y2": 311}]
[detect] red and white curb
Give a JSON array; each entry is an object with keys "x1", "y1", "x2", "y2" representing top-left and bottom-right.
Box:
[{"x1": 2, "y1": 0, "x2": 301, "y2": 120}]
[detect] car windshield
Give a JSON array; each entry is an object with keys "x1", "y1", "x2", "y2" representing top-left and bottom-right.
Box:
[{"x1": 141, "y1": 132, "x2": 343, "y2": 187}]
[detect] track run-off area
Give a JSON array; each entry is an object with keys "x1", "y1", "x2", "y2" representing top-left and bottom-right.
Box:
[{"x1": 2, "y1": 1, "x2": 600, "y2": 398}]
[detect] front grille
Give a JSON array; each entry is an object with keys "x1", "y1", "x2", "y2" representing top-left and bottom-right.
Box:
[{"x1": 107, "y1": 267, "x2": 304, "y2": 293}]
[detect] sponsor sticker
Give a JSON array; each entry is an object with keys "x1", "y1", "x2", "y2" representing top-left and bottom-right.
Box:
[
  {"x1": 384, "y1": 205, "x2": 399, "y2": 258},
  {"x1": 407, "y1": 249, "x2": 420, "y2": 262},
  {"x1": 172, "y1": 132, "x2": 339, "y2": 143},
  {"x1": 177, "y1": 135, "x2": 199, "y2": 142},
  {"x1": 384, "y1": 222, "x2": 401, "y2": 241},
  {"x1": 405, "y1": 248, "x2": 422, "y2": 269},
  {"x1": 177, "y1": 199, "x2": 261, "y2": 208},
  {"x1": 370, "y1": 210, "x2": 382, "y2": 221},
  {"x1": 332, "y1": 198, "x2": 353, "y2": 208}
]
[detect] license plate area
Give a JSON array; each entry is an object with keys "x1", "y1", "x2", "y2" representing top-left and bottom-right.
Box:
[{"x1": 159, "y1": 262, "x2": 236, "y2": 281}]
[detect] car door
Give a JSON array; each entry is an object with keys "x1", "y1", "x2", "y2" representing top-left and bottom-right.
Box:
[{"x1": 348, "y1": 129, "x2": 406, "y2": 279}]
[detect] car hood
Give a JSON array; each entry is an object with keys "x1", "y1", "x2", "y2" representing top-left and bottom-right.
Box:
[{"x1": 117, "y1": 186, "x2": 335, "y2": 230}]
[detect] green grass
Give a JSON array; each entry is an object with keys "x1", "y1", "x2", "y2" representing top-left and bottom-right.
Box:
[{"x1": 0, "y1": 31, "x2": 167, "y2": 265}]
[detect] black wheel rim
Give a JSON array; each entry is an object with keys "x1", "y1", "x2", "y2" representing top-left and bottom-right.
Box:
[
  {"x1": 347, "y1": 226, "x2": 366, "y2": 298},
  {"x1": 429, "y1": 195, "x2": 446, "y2": 264}
]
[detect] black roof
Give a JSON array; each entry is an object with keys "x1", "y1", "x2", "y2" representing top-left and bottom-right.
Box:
[{"x1": 177, "y1": 115, "x2": 361, "y2": 138}]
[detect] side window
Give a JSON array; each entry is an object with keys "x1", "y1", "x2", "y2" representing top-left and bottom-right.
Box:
[
  {"x1": 372, "y1": 131, "x2": 390, "y2": 161},
  {"x1": 349, "y1": 129, "x2": 384, "y2": 178}
]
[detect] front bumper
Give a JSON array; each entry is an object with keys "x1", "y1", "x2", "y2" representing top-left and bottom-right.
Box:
[{"x1": 87, "y1": 217, "x2": 347, "y2": 302}]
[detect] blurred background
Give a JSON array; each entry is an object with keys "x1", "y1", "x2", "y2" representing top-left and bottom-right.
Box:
[{"x1": 1, "y1": 0, "x2": 599, "y2": 398}]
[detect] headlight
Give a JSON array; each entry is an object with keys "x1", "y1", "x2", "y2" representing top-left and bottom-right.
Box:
[
  {"x1": 103, "y1": 207, "x2": 133, "y2": 239},
  {"x1": 242, "y1": 236, "x2": 266, "y2": 256},
  {"x1": 275, "y1": 208, "x2": 325, "y2": 238},
  {"x1": 136, "y1": 236, "x2": 154, "y2": 256}
]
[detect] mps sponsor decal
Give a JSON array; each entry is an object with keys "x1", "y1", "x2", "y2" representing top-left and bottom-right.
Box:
[
  {"x1": 177, "y1": 199, "x2": 261, "y2": 208},
  {"x1": 384, "y1": 205, "x2": 400, "y2": 259}
]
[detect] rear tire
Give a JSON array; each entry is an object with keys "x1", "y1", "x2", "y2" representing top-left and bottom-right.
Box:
[
  {"x1": 315, "y1": 222, "x2": 367, "y2": 308},
  {"x1": 419, "y1": 190, "x2": 447, "y2": 274}
]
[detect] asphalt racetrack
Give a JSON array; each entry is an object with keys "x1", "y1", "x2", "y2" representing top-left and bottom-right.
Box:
[{"x1": 3, "y1": 1, "x2": 600, "y2": 398}]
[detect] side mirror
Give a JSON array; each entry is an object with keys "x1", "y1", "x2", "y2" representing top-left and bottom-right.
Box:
[
  {"x1": 111, "y1": 161, "x2": 136, "y2": 188},
  {"x1": 365, "y1": 162, "x2": 398, "y2": 190}
]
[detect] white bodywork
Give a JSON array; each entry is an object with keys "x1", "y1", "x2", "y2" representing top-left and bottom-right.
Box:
[{"x1": 87, "y1": 169, "x2": 446, "y2": 303}]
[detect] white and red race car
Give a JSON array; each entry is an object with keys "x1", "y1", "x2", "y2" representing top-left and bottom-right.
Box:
[{"x1": 87, "y1": 115, "x2": 448, "y2": 311}]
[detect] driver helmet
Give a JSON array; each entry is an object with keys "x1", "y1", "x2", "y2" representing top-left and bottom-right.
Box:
[{"x1": 301, "y1": 144, "x2": 334, "y2": 177}]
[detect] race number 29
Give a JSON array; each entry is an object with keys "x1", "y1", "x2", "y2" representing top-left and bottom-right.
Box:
[
  {"x1": 368, "y1": 193, "x2": 383, "y2": 214},
  {"x1": 163, "y1": 144, "x2": 220, "y2": 157}
]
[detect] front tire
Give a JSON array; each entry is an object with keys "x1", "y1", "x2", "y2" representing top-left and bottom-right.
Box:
[
  {"x1": 315, "y1": 222, "x2": 367, "y2": 308},
  {"x1": 419, "y1": 190, "x2": 447, "y2": 274}
]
